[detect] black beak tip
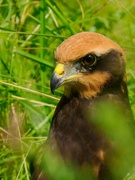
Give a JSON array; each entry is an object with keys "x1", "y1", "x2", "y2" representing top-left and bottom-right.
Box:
[
  {"x1": 50, "y1": 82, "x2": 55, "y2": 95},
  {"x1": 50, "y1": 79, "x2": 55, "y2": 95},
  {"x1": 50, "y1": 72, "x2": 60, "y2": 95}
]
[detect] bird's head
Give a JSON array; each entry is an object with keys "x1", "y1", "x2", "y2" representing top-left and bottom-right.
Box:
[{"x1": 50, "y1": 32, "x2": 126, "y2": 99}]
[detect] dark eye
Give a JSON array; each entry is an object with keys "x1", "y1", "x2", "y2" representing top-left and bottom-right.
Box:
[{"x1": 82, "y1": 54, "x2": 97, "y2": 67}]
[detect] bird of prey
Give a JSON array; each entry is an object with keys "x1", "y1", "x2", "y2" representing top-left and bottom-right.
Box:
[{"x1": 32, "y1": 32, "x2": 134, "y2": 180}]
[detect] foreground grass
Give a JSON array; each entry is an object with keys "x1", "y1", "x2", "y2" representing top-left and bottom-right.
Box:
[{"x1": 0, "y1": 0, "x2": 135, "y2": 179}]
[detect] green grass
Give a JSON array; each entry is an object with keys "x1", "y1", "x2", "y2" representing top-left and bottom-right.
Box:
[{"x1": 0, "y1": 0, "x2": 135, "y2": 179}]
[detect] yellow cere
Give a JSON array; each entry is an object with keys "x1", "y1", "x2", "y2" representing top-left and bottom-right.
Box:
[{"x1": 54, "y1": 63, "x2": 64, "y2": 76}]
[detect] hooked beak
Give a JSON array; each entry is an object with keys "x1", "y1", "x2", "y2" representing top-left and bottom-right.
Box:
[
  {"x1": 50, "y1": 63, "x2": 80, "y2": 94},
  {"x1": 50, "y1": 63, "x2": 65, "y2": 94}
]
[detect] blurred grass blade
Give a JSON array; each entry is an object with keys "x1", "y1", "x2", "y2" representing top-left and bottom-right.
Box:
[
  {"x1": 14, "y1": 49, "x2": 53, "y2": 67},
  {"x1": 40, "y1": 0, "x2": 47, "y2": 87},
  {"x1": 46, "y1": 0, "x2": 76, "y2": 34}
]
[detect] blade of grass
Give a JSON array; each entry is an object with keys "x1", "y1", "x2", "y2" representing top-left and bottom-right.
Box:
[
  {"x1": 11, "y1": 95, "x2": 56, "y2": 108},
  {"x1": 14, "y1": 49, "x2": 54, "y2": 67},
  {"x1": 0, "y1": 80, "x2": 59, "y2": 101},
  {"x1": 46, "y1": 0, "x2": 76, "y2": 34},
  {"x1": 40, "y1": 0, "x2": 47, "y2": 89}
]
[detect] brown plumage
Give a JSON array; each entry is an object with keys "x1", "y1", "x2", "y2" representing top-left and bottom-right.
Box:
[{"x1": 31, "y1": 32, "x2": 134, "y2": 179}]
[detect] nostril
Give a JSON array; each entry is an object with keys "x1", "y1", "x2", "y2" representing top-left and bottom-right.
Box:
[{"x1": 59, "y1": 70, "x2": 64, "y2": 76}]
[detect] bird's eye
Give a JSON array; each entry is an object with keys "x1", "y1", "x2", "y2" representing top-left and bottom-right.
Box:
[{"x1": 82, "y1": 54, "x2": 97, "y2": 67}]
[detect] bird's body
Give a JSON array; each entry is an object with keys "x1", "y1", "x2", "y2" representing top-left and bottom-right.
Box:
[
  {"x1": 50, "y1": 95, "x2": 109, "y2": 177},
  {"x1": 31, "y1": 32, "x2": 134, "y2": 180}
]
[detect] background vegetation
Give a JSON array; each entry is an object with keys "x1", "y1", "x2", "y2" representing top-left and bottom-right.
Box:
[{"x1": 0, "y1": 0, "x2": 135, "y2": 179}]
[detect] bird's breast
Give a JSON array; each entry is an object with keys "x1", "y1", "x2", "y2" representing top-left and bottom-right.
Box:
[{"x1": 50, "y1": 96, "x2": 108, "y2": 171}]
